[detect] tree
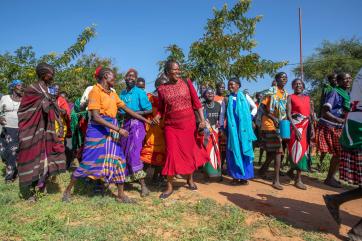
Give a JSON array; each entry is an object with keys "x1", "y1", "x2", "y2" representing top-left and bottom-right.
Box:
[
  {"x1": 0, "y1": 25, "x2": 123, "y2": 101},
  {"x1": 159, "y1": 0, "x2": 287, "y2": 88},
  {"x1": 56, "y1": 54, "x2": 124, "y2": 101},
  {"x1": 294, "y1": 37, "x2": 362, "y2": 112}
]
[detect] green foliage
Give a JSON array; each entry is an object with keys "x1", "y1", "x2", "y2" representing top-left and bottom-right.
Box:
[
  {"x1": 0, "y1": 25, "x2": 124, "y2": 101},
  {"x1": 159, "y1": 0, "x2": 287, "y2": 87},
  {"x1": 294, "y1": 37, "x2": 362, "y2": 113}
]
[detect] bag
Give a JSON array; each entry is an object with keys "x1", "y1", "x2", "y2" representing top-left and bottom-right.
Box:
[{"x1": 182, "y1": 79, "x2": 203, "y2": 130}]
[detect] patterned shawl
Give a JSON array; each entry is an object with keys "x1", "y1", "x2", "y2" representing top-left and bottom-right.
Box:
[{"x1": 17, "y1": 82, "x2": 66, "y2": 186}]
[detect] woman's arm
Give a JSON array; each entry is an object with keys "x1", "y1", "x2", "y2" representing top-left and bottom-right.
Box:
[
  {"x1": 309, "y1": 99, "x2": 315, "y2": 139},
  {"x1": 120, "y1": 105, "x2": 152, "y2": 125},
  {"x1": 321, "y1": 106, "x2": 344, "y2": 124},
  {"x1": 246, "y1": 94, "x2": 257, "y2": 117}
]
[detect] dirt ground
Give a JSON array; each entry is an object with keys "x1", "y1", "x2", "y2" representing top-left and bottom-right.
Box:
[{"x1": 171, "y1": 172, "x2": 361, "y2": 240}]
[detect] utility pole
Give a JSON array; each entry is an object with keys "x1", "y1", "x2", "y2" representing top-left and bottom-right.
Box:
[{"x1": 299, "y1": 7, "x2": 304, "y2": 81}]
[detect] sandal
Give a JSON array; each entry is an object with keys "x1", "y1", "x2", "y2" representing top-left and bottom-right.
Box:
[{"x1": 159, "y1": 191, "x2": 173, "y2": 199}]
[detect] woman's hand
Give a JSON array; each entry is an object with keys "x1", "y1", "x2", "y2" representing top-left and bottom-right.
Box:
[
  {"x1": 0, "y1": 117, "x2": 6, "y2": 125},
  {"x1": 152, "y1": 115, "x2": 161, "y2": 125},
  {"x1": 198, "y1": 120, "x2": 206, "y2": 130},
  {"x1": 118, "y1": 128, "x2": 129, "y2": 137}
]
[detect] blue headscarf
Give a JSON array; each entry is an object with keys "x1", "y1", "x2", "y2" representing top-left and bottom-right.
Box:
[{"x1": 8, "y1": 80, "x2": 23, "y2": 94}]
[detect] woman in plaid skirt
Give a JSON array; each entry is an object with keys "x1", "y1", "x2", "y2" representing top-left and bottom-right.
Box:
[
  {"x1": 323, "y1": 68, "x2": 362, "y2": 241},
  {"x1": 317, "y1": 72, "x2": 352, "y2": 187}
]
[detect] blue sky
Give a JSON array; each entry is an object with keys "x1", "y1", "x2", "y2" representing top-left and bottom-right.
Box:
[{"x1": 1, "y1": 0, "x2": 361, "y2": 94}]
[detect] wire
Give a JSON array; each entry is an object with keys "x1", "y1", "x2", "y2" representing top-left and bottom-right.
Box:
[{"x1": 284, "y1": 56, "x2": 360, "y2": 66}]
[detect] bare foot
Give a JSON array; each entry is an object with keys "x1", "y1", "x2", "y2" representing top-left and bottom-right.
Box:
[
  {"x1": 116, "y1": 195, "x2": 137, "y2": 204},
  {"x1": 62, "y1": 192, "x2": 71, "y2": 202},
  {"x1": 141, "y1": 186, "x2": 150, "y2": 197}
]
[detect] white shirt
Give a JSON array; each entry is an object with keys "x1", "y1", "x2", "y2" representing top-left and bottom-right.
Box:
[
  {"x1": 0, "y1": 95, "x2": 21, "y2": 128},
  {"x1": 80, "y1": 86, "x2": 94, "y2": 108},
  {"x1": 80, "y1": 85, "x2": 116, "y2": 108}
]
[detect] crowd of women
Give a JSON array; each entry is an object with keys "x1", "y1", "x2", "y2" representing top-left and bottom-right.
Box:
[{"x1": 0, "y1": 60, "x2": 361, "y2": 239}]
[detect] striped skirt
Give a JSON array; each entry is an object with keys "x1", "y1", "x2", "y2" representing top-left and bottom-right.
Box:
[
  {"x1": 72, "y1": 116, "x2": 126, "y2": 184},
  {"x1": 261, "y1": 130, "x2": 283, "y2": 153}
]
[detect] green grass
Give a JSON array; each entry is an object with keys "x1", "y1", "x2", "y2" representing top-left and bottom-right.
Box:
[{"x1": 0, "y1": 161, "x2": 331, "y2": 241}]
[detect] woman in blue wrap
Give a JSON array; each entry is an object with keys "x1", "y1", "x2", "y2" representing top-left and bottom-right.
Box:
[{"x1": 220, "y1": 77, "x2": 257, "y2": 185}]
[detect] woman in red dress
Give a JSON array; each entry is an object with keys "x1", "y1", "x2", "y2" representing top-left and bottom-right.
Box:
[
  {"x1": 287, "y1": 78, "x2": 314, "y2": 190},
  {"x1": 152, "y1": 60, "x2": 208, "y2": 199}
]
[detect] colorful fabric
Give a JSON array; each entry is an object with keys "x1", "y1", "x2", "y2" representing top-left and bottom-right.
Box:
[
  {"x1": 339, "y1": 149, "x2": 362, "y2": 186},
  {"x1": 339, "y1": 68, "x2": 362, "y2": 186},
  {"x1": 225, "y1": 92, "x2": 256, "y2": 179},
  {"x1": 119, "y1": 86, "x2": 152, "y2": 113},
  {"x1": 261, "y1": 86, "x2": 288, "y2": 131},
  {"x1": 340, "y1": 68, "x2": 362, "y2": 150},
  {"x1": 261, "y1": 130, "x2": 283, "y2": 153},
  {"x1": 120, "y1": 118, "x2": 147, "y2": 182},
  {"x1": 340, "y1": 112, "x2": 362, "y2": 150},
  {"x1": 157, "y1": 79, "x2": 208, "y2": 176},
  {"x1": 316, "y1": 122, "x2": 342, "y2": 156},
  {"x1": 17, "y1": 82, "x2": 66, "y2": 187},
  {"x1": 55, "y1": 96, "x2": 71, "y2": 140},
  {"x1": 72, "y1": 116, "x2": 126, "y2": 183},
  {"x1": 0, "y1": 127, "x2": 19, "y2": 171},
  {"x1": 140, "y1": 93, "x2": 166, "y2": 166},
  {"x1": 226, "y1": 91, "x2": 256, "y2": 175},
  {"x1": 202, "y1": 114, "x2": 221, "y2": 177},
  {"x1": 88, "y1": 84, "x2": 125, "y2": 118},
  {"x1": 70, "y1": 98, "x2": 88, "y2": 151},
  {"x1": 288, "y1": 94, "x2": 311, "y2": 171}
]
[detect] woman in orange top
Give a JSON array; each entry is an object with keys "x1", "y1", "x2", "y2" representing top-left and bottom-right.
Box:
[
  {"x1": 140, "y1": 75, "x2": 168, "y2": 184},
  {"x1": 62, "y1": 68, "x2": 151, "y2": 203}
]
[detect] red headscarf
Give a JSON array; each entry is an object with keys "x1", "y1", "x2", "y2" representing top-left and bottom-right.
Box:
[
  {"x1": 94, "y1": 66, "x2": 103, "y2": 80},
  {"x1": 125, "y1": 68, "x2": 138, "y2": 78}
]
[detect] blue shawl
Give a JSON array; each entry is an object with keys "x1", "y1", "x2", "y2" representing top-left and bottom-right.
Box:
[{"x1": 227, "y1": 91, "x2": 256, "y2": 175}]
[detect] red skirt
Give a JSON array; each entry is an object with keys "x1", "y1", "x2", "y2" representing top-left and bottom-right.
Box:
[
  {"x1": 316, "y1": 122, "x2": 342, "y2": 156},
  {"x1": 162, "y1": 109, "x2": 209, "y2": 176}
]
